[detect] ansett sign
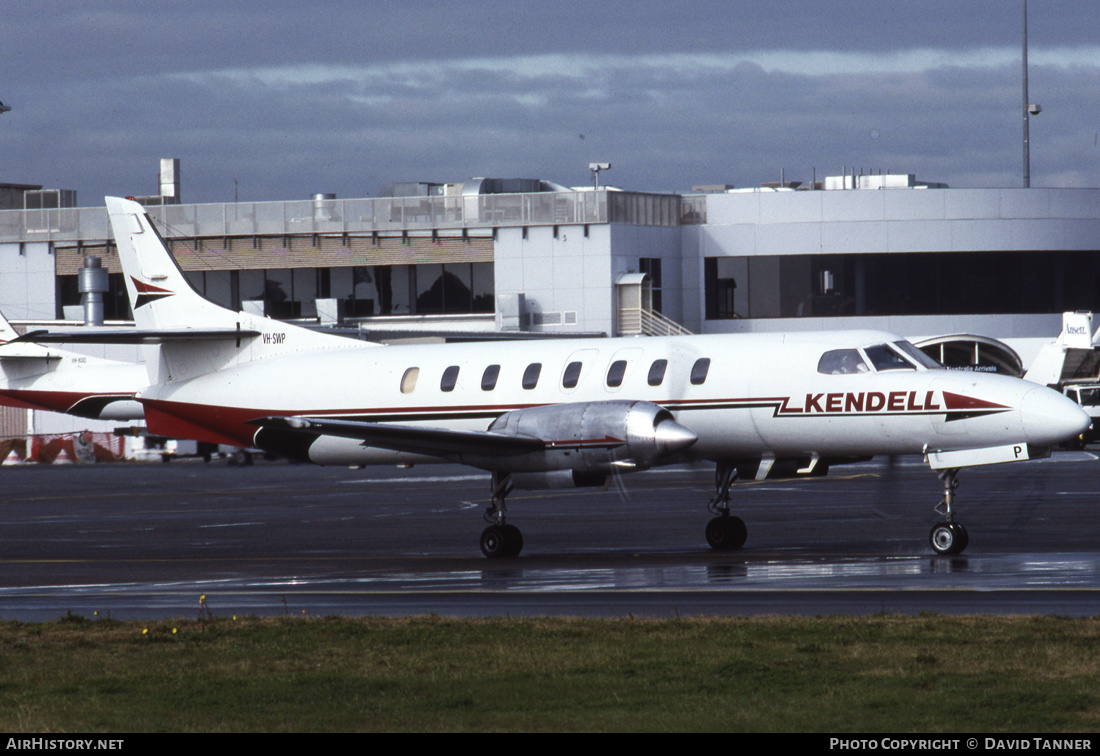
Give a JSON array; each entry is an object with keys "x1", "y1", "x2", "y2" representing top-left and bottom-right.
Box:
[{"x1": 1063, "y1": 311, "x2": 1094, "y2": 349}]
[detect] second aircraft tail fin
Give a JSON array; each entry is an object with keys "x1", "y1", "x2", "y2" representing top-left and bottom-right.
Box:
[
  {"x1": 105, "y1": 196, "x2": 376, "y2": 382},
  {"x1": 0, "y1": 308, "x2": 19, "y2": 344}
]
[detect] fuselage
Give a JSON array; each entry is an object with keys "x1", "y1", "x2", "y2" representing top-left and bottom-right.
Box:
[
  {"x1": 136, "y1": 329, "x2": 1091, "y2": 466},
  {"x1": 0, "y1": 348, "x2": 146, "y2": 420}
]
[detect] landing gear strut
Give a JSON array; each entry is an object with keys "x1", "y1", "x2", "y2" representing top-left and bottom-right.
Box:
[
  {"x1": 480, "y1": 472, "x2": 523, "y2": 558},
  {"x1": 705, "y1": 462, "x2": 748, "y2": 550},
  {"x1": 929, "y1": 467, "x2": 969, "y2": 555}
]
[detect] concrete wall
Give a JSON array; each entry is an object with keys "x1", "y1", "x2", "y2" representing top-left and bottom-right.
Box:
[
  {"x1": 0, "y1": 240, "x2": 56, "y2": 320},
  {"x1": 495, "y1": 222, "x2": 684, "y2": 336},
  {"x1": 495, "y1": 224, "x2": 613, "y2": 334}
]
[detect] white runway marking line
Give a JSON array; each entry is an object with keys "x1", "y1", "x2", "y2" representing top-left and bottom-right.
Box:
[{"x1": 339, "y1": 475, "x2": 489, "y2": 485}]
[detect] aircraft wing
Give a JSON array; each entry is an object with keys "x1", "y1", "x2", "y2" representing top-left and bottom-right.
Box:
[
  {"x1": 250, "y1": 415, "x2": 546, "y2": 458},
  {"x1": 14, "y1": 328, "x2": 262, "y2": 345}
]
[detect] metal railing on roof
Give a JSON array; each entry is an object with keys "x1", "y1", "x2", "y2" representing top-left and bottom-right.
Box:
[{"x1": 0, "y1": 190, "x2": 683, "y2": 244}]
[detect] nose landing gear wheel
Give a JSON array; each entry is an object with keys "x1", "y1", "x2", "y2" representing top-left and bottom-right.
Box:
[
  {"x1": 929, "y1": 468, "x2": 969, "y2": 555},
  {"x1": 929, "y1": 521, "x2": 969, "y2": 555}
]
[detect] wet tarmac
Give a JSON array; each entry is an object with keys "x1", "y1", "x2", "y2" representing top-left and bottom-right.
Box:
[{"x1": 1, "y1": 452, "x2": 1098, "y2": 620}]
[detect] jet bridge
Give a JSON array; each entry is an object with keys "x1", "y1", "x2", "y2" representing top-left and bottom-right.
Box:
[{"x1": 914, "y1": 334, "x2": 1024, "y2": 377}]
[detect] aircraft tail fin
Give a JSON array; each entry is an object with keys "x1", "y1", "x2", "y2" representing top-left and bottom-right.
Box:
[
  {"x1": 0, "y1": 308, "x2": 19, "y2": 344},
  {"x1": 104, "y1": 196, "x2": 375, "y2": 382},
  {"x1": 106, "y1": 196, "x2": 251, "y2": 332}
]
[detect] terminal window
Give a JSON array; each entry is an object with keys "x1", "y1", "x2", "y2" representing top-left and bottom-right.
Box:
[{"x1": 705, "y1": 251, "x2": 1099, "y2": 319}]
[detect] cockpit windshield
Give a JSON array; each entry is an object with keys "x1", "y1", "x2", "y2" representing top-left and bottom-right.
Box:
[
  {"x1": 892, "y1": 340, "x2": 944, "y2": 370},
  {"x1": 863, "y1": 344, "x2": 914, "y2": 371},
  {"x1": 862, "y1": 341, "x2": 944, "y2": 372},
  {"x1": 819, "y1": 341, "x2": 944, "y2": 375}
]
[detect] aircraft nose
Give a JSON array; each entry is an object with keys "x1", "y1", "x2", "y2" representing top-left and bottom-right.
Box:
[{"x1": 1021, "y1": 387, "x2": 1092, "y2": 446}]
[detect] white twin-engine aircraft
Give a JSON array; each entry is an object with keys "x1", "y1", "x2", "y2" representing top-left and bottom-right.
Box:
[
  {"x1": 23, "y1": 196, "x2": 1092, "y2": 558},
  {"x1": 0, "y1": 309, "x2": 145, "y2": 421}
]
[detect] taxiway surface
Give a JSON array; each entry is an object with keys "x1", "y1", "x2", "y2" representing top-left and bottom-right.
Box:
[{"x1": 1, "y1": 453, "x2": 1098, "y2": 620}]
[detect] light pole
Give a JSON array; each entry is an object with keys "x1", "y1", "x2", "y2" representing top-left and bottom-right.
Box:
[
  {"x1": 589, "y1": 162, "x2": 610, "y2": 190},
  {"x1": 1022, "y1": 0, "x2": 1041, "y2": 188}
]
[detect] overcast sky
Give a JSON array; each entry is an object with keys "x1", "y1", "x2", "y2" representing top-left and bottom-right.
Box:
[{"x1": 3, "y1": 1, "x2": 1099, "y2": 205}]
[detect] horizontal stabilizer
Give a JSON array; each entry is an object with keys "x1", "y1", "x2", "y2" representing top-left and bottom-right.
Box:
[
  {"x1": 250, "y1": 416, "x2": 545, "y2": 458},
  {"x1": 14, "y1": 327, "x2": 262, "y2": 345}
]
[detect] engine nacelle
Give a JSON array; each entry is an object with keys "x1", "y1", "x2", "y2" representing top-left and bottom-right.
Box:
[{"x1": 478, "y1": 400, "x2": 697, "y2": 476}]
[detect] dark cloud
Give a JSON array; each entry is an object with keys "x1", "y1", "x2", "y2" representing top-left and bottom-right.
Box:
[{"x1": 2, "y1": 1, "x2": 1098, "y2": 204}]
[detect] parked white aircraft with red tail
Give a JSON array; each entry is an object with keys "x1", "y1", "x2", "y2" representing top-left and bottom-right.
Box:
[
  {"x1": 24, "y1": 196, "x2": 1091, "y2": 557},
  {"x1": 0, "y1": 308, "x2": 145, "y2": 421}
]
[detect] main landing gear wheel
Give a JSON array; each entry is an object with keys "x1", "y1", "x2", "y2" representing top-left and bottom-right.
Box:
[
  {"x1": 705, "y1": 515, "x2": 747, "y2": 550},
  {"x1": 480, "y1": 472, "x2": 523, "y2": 558},
  {"x1": 929, "y1": 521, "x2": 969, "y2": 556},
  {"x1": 705, "y1": 462, "x2": 748, "y2": 551},
  {"x1": 480, "y1": 524, "x2": 523, "y2": 558}
]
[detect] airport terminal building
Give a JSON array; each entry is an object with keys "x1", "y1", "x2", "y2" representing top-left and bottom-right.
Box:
[{"x1": 1, "y1": 165, "x2": 1099, "y2": 437}]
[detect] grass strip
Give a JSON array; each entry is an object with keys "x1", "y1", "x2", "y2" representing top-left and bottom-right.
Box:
[{"x1": 1, "y1": 613, "x2": 1098, "y2": 732}]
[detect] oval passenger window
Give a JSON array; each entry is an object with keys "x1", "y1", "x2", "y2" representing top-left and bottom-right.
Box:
[
  {"x1": 562, "y1": 361, "x2": 583, "y2": 389},
  {"x1": 440, "y1": 365, "x2": 460, "y2": 392},
  {"x1": 481, "y1": 364, "x2": 500, "y2": 391},
  {"x1": 606, "y1": 360, "x2": 627, "y2": 388},
  {"x1": 522, "y1": 363, "x2": 542, "y2": 390},
  {"x1": 690, "y1": 358, "x2": 710, "y2": 385},
  {"x1": 648, "y1": 359, "x2": 668, "y2": 386}
]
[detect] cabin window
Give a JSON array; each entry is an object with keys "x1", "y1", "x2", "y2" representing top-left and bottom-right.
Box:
[
  {"x1": 522, "y1": 363, "x2": 542, "y2": 390},
  {"x1": 440, "y1": 365, "x2": 460, "y2": 392},
  {"x1": 400, "y1": 367, "x2": 420, "y2": 394},
  {"x1": 606, "y1": 360, "x2": 628, "y2": 388},
  {"x1": 690, "y1": 358, "x2": 711, "y2": 385},
  {"x1": 817, "y1": 349, "x2": 869, "y2": 375},
  {"x1": 562, "y1": 361, "x2": 583, "y2": 389},
  {"x1": 481, "y1": 364, "x2": 500, "y2": 391},
  {"x1": 647, "y1": 359, "x2": 668, "y2": 386},
  {"x1": 864, "y1": 344, "x2": 913, "y2": 371}
]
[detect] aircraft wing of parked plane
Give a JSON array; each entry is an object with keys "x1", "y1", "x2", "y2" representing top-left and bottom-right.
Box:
[
  {"x1": 24, "y1": 197, "x2": 1093, "y2": 557},
  {"x1": 13, "y1": 327, "x2": 263, "y2": 345},
  {"x1": 0, "y1": 309, "x2": 147, "y2": 420}
]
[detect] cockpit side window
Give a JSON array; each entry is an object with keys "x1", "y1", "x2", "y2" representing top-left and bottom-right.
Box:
[
  {"x1": 864, "y1": 344, "x2": 914, "y2": 371},
  {"x1": 817, "y1": 349, "x2": 869, "y2": 375}
]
